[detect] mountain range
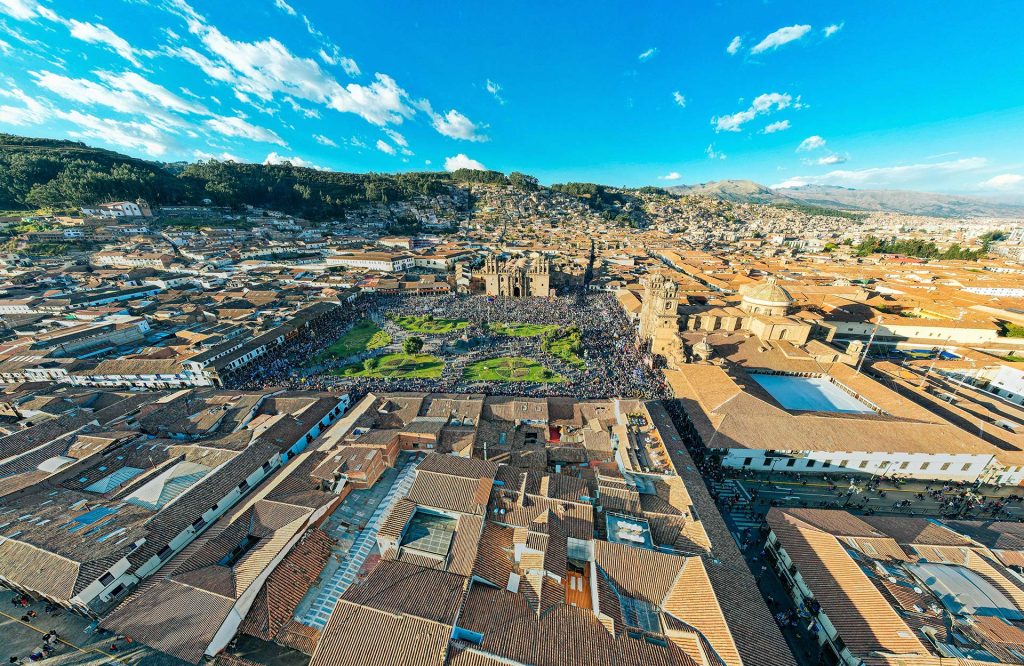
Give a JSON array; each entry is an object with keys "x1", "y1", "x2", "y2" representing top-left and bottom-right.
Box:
[{"x1": 667, "y1": 180, "x2": 1024, "y2": 218}]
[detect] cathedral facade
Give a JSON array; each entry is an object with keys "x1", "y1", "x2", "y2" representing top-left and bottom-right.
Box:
[{"x1": 481, "y1": 254, "x2": 552, "y2": 298}]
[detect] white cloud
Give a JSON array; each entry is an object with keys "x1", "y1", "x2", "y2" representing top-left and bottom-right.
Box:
[
  {"x1": 349, "y1": 136, "x2": 367, "y2": 149},
  {"x1": 382, "y1": 128, "x2": 408, "y2": 148},
  {"x1": 283, "y1": 95, "x2": 320, "y2": 118},
  {"x1": 263, "y1": 151, "x2": 326, "y2": 169},
  {"x1": 980, "y1": 173, "x2": 1024, "y2": 190},
  {"x1": 327, "y1": 73, "x2": 416, "y2": 126},
  {"x1": 638, "y1": 47, "x2": 658, "y2": 61},
  {"x1": 418, "y1": 102, "x2": 488, "y2": 141},
  {"x1": 317, "y1": 46, "x2": 359, "y2": 77},
  {"x1": 205, "y1": 115, "x2": 286, "y2": 145},
  {"x1": 705, "y1": 144, "x2": 726, "y2": 160},
  {"x1": 726, "y1": 36, "x2": 742, "y2": 55},
  {"x1": 313, "y1": 134, "x2": 338, "y2": 147},
  {"x1": 444, "y1": 153, "x2": 486, "y2": 171},
  {"x1": 273, "y1": 0, "x2": 296, "y2": 16},
  {"x1": 672, "y1": 91, "x2": 686, "y2": 108},
  {"x1": 59, "y1": 109, "x2": 173, "y2": 156},
  {"x1": 194, "y1": 149, "x2": 243, "y2": 161},
  {"x1": 31, "y1": 70, "x2": 208, "y2": 131},
  {"x1": 751, "y1": 24, "x2": 812, "y2": 54},
  {"x1": 0, "y1": 85, "x2": 49, "y2": 125},
  {"x1": 0, "y1": 38, "x2": 11, "y2": 54},
  {"x1": 66, "y1": 20, "x2": 142, "y2": 67},
  {"x1": 375, "y1": 139, "x2": 396, "y2": 155},
  {"x1": 170, "y1": 2, "x2": 412, "y2": 126},
  {"x1": 485, "y1": 79, "x2": 505, "y2": 105},
  {"x1": 713, "y1": 92, "x2": 792, "y2": 132},
  {"x1": 658, "y1": 172, "x2": 682, "y2": 181},
  {"x1": 763, "y1": 119, "x2": 790, "y2": 134},
  {"x1": 823, "y1": 23, "x2": 844, "y2": 38},
  {"x1": 0, "y1": 0, "x2": 54, "y2": 21},
  {"x1": 815, "y1": 154, "x2": 847, "y2": 165},
  {"x1": 772, "y1": 157, "x2": 987, "y2": 189},
  {"x1": 797, "y1": 135, "x2": 826, "y2": 151}
]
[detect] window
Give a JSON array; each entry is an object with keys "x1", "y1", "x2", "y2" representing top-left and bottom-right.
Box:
[
  {"x1": 743, "y1": 458, "x2": 753, "y2": 467},
  {"x1": 962, "y1": 463, "x2": 972, "y2": 471},
  {"x1": 108, "y1": 584, "x2": 125, "y2": 598},
  {"x1": 261, "y1": 460, "x2": 273, "y2": 472},
  {"x1": 920, "y1": 462, "x2": 930, "y2": 471},
  {"x1": 237, "y1": 479, "x2": 249, "y2": 492},
  {"x1": 859, "y1": 461, "x2": 869, "y2": 469},
  {"x1": 805, "y1": 459, "x2": 815, "y2": 468},
  {"x1": 786, "y1": 459, "x2": 796, "y2": 467},
  {"x1": 191, "y1": 516, "x2": 206, "y2": 530},
  {"x1": 99, "y1": 572, "x2": 115, "y2": 586},
  {"x1": 763, "y1": 458, "x2": 772, "y2": 467},
  {"x1": 840, "y1": 460, "x2": 849, "y2": 469},
  {"x1": 900, "y1": 462, "x2": 910, "y2": 470},
  {"x1": 822, "y1": 460, "x2": 832, "y2": 468},
  {"x1": 941, "y1": 462, "x2": 951, "y2": 471},
  {"x1": 157, "y1": 545, "x2": 173, "y2": 561}
]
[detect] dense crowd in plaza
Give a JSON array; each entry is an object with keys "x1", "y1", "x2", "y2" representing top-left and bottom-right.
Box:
[{"x1": 227, "y1": 292, "x2": 669, "y2": 401}]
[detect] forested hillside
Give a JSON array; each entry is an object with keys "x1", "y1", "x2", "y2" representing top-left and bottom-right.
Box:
[{"x1": 0, "y1": 133, "x2": 532, "y2": 218}]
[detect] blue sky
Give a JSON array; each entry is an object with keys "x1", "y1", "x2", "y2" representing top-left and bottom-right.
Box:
[{"x1": 1, "y1": 0, "x2": 1023, "y2": 196}]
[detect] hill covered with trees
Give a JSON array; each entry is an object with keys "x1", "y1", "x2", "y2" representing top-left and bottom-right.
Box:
[{"x1": 0, "y1": 133, "x2": 541, "y2": 219}]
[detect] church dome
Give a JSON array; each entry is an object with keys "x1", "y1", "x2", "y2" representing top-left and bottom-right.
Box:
[{"x1": 742, "y1": 275, "x2": 793, "y2": 308}]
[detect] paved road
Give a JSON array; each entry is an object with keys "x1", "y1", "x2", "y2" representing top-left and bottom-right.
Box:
[
  {"x1": 0, "y1": 592, "x2": 185, "y2": 666},
  {"x1": 733, "y1": 475, "x2": 1024, "y2": 521}
]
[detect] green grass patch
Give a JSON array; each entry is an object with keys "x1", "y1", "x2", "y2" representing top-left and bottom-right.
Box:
[
  {"x1": 463, "y1": 357, "x2": 564, "y2": 383},
  {"x1": 1001, "y1": 354, "x2": 1024, "y2": 363},
  {"x1": 335, "y1": 353, "x2": 444, "y2": 379},
  {"x1": 391, "y1": 314, "x2": 468, "y2": 334},
  {"x1": 487, "y1": 322, "x2": 559, "y2": 337},
  {"x1": 546, "y1": 335, "x2": 586, "y2": 367},
  {"x1": 315, "y1": 319, "x2": 391, "y2": 362}
]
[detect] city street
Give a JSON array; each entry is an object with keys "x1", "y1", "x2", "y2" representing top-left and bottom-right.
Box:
[
  {"x1": 730, "y1": 473, "x2": 1024, "y2": 520},
  {"x1": 0, "y1": 592, "x2": 185, "y2": 666}
]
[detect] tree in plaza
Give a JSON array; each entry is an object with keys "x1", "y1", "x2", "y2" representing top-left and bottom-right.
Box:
[
  {"x1": 403, "y1": 336, "x2": 424, "y2": 354},
  {"x1": 363, "y1": 357, "x2": 378, "y2": 373}
]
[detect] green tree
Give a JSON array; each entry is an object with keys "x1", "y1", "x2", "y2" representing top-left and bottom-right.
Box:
[{"x1": 402, "y1": 336, "x2": 424, "y2": 354}]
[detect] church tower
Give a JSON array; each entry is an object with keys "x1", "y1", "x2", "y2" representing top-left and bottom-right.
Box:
[{"x1": 638, "y1": 273, "x2": 680, "y2": 355}]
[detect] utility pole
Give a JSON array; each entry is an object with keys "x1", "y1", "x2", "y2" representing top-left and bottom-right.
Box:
[{"x1": 856, "y1": 317, "x2": 883, "y2": 376}]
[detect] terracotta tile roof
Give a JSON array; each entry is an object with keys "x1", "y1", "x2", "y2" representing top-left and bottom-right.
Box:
[
  {"x1": 239, "y1": 527, "x2": 334, "y2": 641},
  {"x1": 649, "y1": 402, "x2": 795, "y2": 666},
  {"x1": 407, "y1": 470, "x2": 492, "y2": 515},
  {"x1": 311, "y1": 601, "x2": 451, "y2": 666},
  {"x1": 340, "y1": 559, "x2": 468, "y2": 626},
  {"x1": 471, "y1": 521, "x2": 515, "y2": 587},
  {"x1": 766, "y1": 508, "x2": 930, "y2": 659}
]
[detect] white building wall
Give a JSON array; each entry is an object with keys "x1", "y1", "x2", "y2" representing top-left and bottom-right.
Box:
[{"x1": 721, "y1": 448, "x2": 995, "y2": 483}]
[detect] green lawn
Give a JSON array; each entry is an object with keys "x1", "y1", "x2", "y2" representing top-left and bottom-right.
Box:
[
  {"x1": 487, "y1": 322, "x2": 559, "y2": 337},
  {"x1": 391, "y1": 314, "x2": 468, "y2": 334},
  {"x1": 315, "y1": 319, "x2": 391, "y2": 362},
  {"x1": 1001, "y1": 354, "x2": 1024, "y2": 363},
  {"x1": 463, "y1": 357, "x2": 564, "y2": 383},
  {"x1": 335, "y1": 353, "x2": 444, "y2": 379},
  {"x1": 546, "y1": 335, "x2": 586, "y2": 367}
]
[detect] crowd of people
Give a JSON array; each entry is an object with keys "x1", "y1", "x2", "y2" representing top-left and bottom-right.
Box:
[{"x1": 226, "y1": 291, "x2": 669, "y2": 401}]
